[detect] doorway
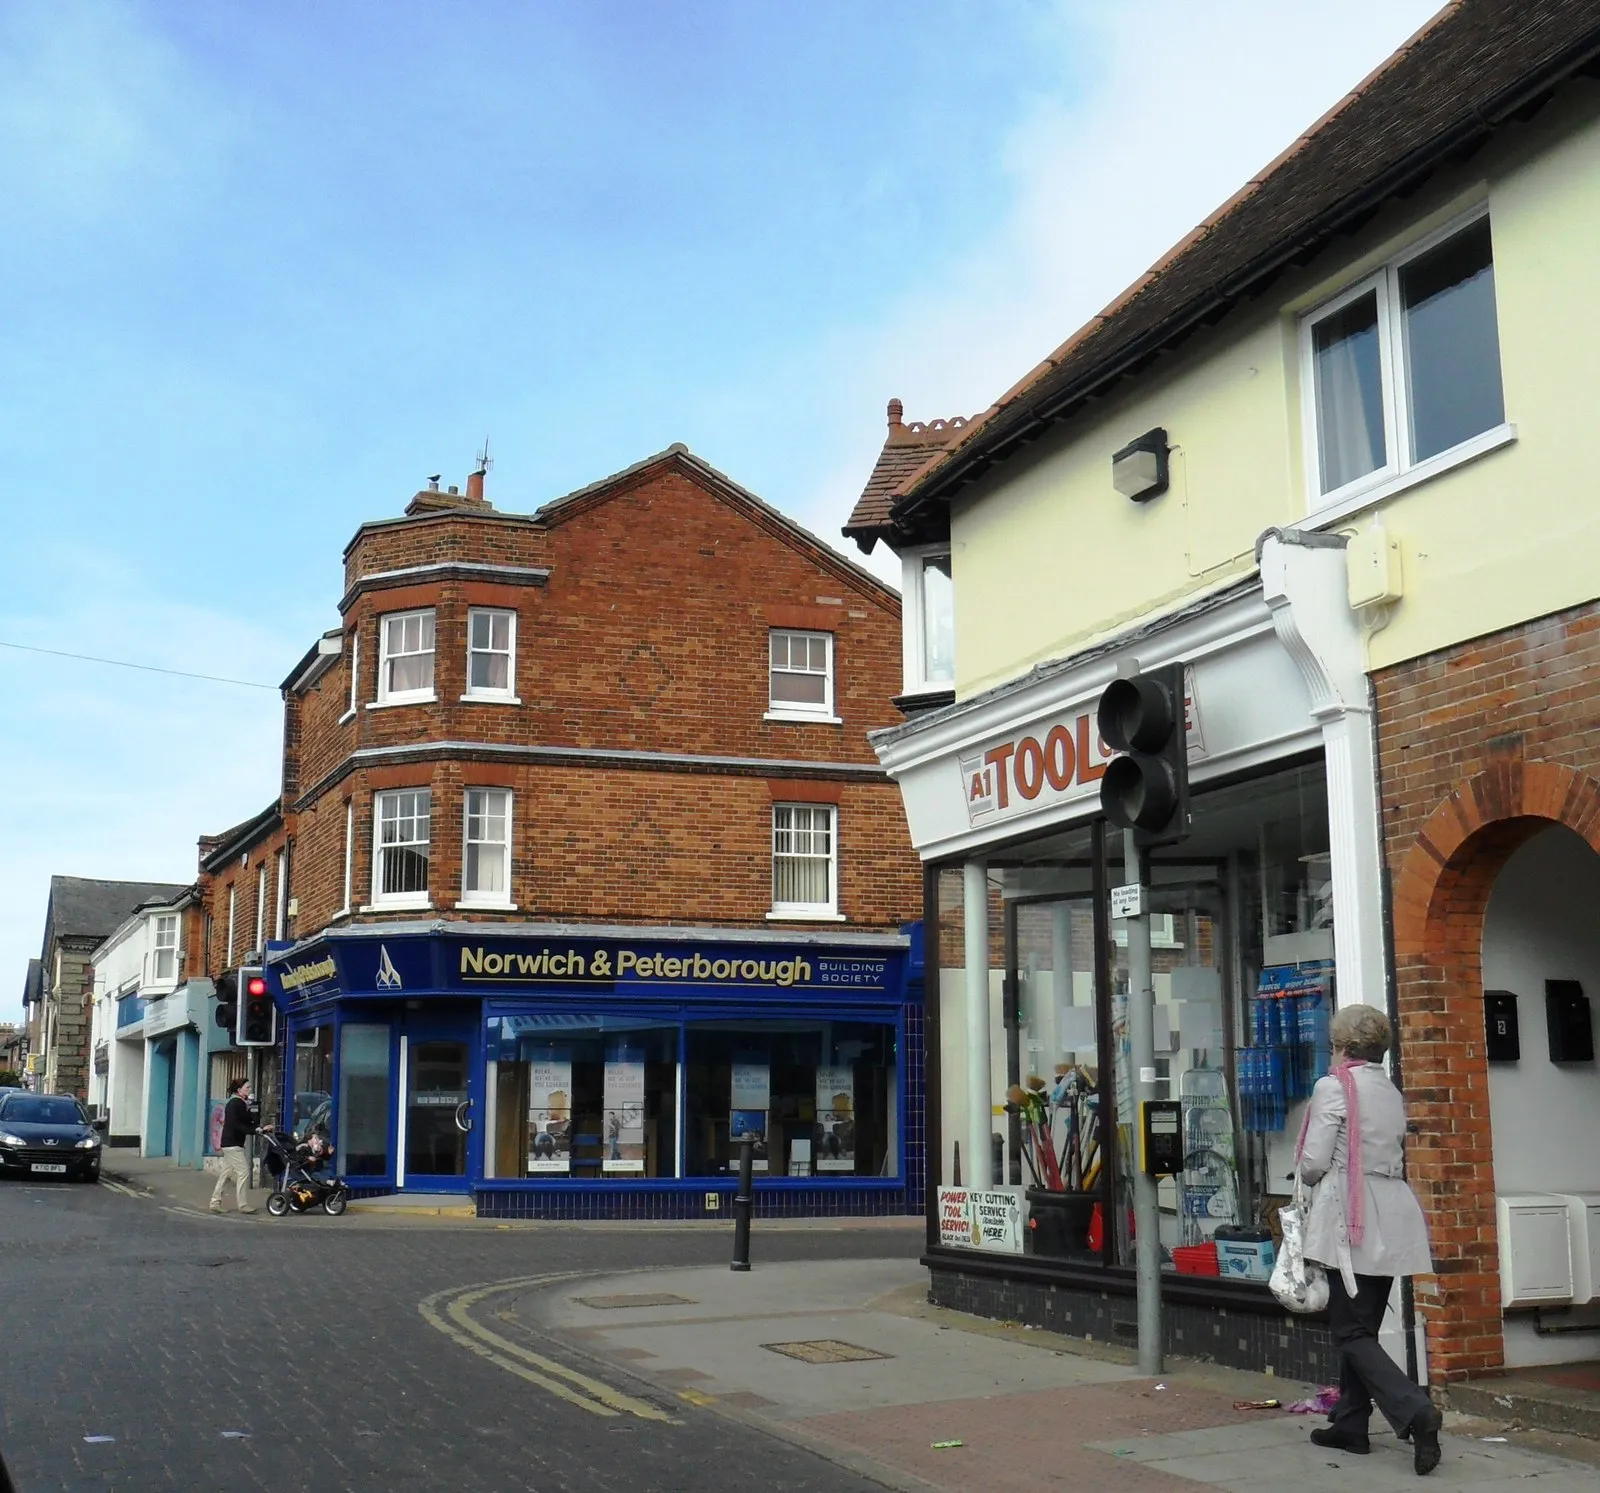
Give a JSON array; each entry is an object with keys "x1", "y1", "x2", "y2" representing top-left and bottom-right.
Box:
[{"x1": 396, "y1": 1015, "x2": 478, "y2": 1192}]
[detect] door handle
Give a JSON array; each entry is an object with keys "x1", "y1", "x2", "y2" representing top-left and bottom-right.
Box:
[{"x1": 454, "y1": 1101, "x2": 473, "y2": 1134}]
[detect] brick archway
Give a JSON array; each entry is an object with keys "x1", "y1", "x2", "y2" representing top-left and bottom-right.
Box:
[{"x1": 1390, "y1": 757, "x2": 1600, "y2": 1384}]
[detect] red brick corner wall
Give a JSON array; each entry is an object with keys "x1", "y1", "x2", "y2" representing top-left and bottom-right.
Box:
[{"x1": 1376, "y1": 603, "x2": 1600, "y2": 1384}]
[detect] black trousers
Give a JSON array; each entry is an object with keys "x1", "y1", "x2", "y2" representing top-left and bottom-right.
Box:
[{"x1": 1328, "y1": 1272, "x2": 1432, "y2": 1436}]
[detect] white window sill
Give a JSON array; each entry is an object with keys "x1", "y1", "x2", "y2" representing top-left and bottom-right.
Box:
[
  {"x1": 1299, "y1": 422, "x2": 1516, "y2": 531},
  {"x1": 359, "y1": 898, "x2": 432, "y2": 913},
  {"x1": 455, "y1": 898, "x2": 518, "y2": 911},
  {"x1": 337, "y1": 708, "x2": 357, "y2": 726},
  {"x1": 764, "y1": 710, "x2": 843, "y2": 725},
  {"x1": 459, "y1": 694, "x2": 522, "y2": 705},
  {"x1": 367, "y1": 694, "x2": 436, "y2": 711},
  {"x1": 766, "y1": 910, "x2": 846, "y2": 922},
  {"x1": 899, "y1": 680, "x2": 954, "y2": 699}
]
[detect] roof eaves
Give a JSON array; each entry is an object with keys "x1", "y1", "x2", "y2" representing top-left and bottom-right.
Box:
[{"x1": 200, "y1": 804, "x2": 282, "y2": 873}]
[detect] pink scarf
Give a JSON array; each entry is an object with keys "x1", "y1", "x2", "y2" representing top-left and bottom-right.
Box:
[{"x1": 1295, "y1": 1058, "x2": 1365, "y2": 1246}]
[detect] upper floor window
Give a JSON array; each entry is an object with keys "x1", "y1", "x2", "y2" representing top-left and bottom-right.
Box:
[
  {"x1": 254, "y1": 863, "x2": 267, "y2": 953},
  {"x1": 1303, "y1": 212, "x2": 1505, "y2": 511},
  {"x1": 466, "y1": 609, "x2": 517, "y2": 699},
  {"x1": 768, "y1": 630, "x2": 833, "y2": 719},
  {"x1": 772, "y1": 803, "x2": 836, "y2": 917},
  {"x1": 378, "y1": 610, "x2": 435, "y2": 703},
  {"x1": 151, "y1": 914, "x2": 179, "y2": 982},
  {"x1": 900, "y1": 547, "x2": 954, "y2": 694},
  {"x1": 462, "y1": 788, "x2": 512, "y2": 905},
  {"x1": 346, "y1": 628, "x2": 360, "y2": 717},
  {"x1": 373, "y1": 788, "x2": 430, "y2": 906}
]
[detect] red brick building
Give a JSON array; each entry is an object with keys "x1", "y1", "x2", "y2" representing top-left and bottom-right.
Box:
[{"x1": 199, "y1": 446, "x2": 925, "y2": 1216}]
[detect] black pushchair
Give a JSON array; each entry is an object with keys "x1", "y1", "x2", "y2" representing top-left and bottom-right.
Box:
[{"x1": 260, "y1": 1124, "x2": 349, "y2": 1217}]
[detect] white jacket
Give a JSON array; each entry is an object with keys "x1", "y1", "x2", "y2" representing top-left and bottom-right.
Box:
[{"x1": 1296, "y1": 1062, "x2": 1432, "y2": 1279}]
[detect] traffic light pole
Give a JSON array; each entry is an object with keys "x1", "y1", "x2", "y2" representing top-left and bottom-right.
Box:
[{"x1": 1123, "y1": 829, "x2": 1163, "y2": 1377}]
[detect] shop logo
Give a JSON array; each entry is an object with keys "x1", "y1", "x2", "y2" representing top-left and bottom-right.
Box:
[
  {"x1": 279, "y1": 955, "x2": 338, "y2": 993},
  {"x1": 376, "y1": 946, "x2": 403, "y2": 990}
]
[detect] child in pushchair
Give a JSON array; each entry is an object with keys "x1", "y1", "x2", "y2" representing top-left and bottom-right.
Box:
[{"x1": 260, "y1": 1123, "x2": 349, "y2": 1217}]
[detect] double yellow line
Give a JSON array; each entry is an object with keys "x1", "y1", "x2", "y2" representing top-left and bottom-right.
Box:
[{"x1": 418, "y1": 1275, "x2": 678, "y2": 1422}]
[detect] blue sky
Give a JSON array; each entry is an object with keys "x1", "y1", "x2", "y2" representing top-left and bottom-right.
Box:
[{"x1": 0, "y1": 0, "x2": 1442, "y2": 1018}]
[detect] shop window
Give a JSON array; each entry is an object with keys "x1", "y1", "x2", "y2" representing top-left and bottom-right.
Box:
[
  {"x1": 461, "y1": 789, "x2": 511, "y2": 906},
  {"x1": 772, "y1": 804, "x2": 836, "y2": 916},
  {"x1": 373, "y1": 789, "x2": 430, "y2": 907},
  {"x1": 1303, "y1": 211, "x2": 1505, "y2": 512},
  {"x1": 466, "y1": 608, "x2": 517, "y2": 700},
  {"x1": 292, "y1": 1026, "x2": 333, "y2": 1141},
  {"x1": 484, "y1": 1019, "x2": 678, "y2": 1179},
  {"x1": 767, "y1": 629, "x2": 833, "y2": 719},
  {"x1": 683, "y1": 1021, "x2": 897, "y2": 1178},
  {"x1": 338, "y1": 1025, "x2": 391, "y2": 1177},
  {"x1": 376, "y1": 609, "x2": 435, "y2": 703},
  {"x1": 151, "y1": 913, "x2": 179, "y2": 983}
]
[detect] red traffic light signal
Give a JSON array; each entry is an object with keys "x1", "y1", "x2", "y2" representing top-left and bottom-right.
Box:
[{"x1": 245, "y1": 975, "x2": 268, "y2": 999}]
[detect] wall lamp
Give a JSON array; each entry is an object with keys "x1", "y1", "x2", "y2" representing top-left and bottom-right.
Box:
[{"x1": 1111, "y1": 427, "x2": 1170, "y2": 502}]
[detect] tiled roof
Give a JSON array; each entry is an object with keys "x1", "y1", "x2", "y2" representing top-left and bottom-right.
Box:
[
  {"x1": 22, "y1": 959, "x2": 41, "y2": 1007},
  {"x1": 842, "y1": 400, "x2": 975, "y2": 552},
  {"x1": 42, "y1": 877, "x2": 189, "y2": 949},
  {"x1": 887, "y1": 0, "x2": 1600, "y2": 530}
]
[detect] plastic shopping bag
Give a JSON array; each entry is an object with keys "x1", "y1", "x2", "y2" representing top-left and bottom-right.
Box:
[{"x1": 1270, "y1": 1178, "x2": 1329, "y2": 1314}]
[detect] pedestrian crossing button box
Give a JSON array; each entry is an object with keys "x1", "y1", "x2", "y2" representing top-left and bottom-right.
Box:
[
  {"x1": 1484, "y1": 989, "x2": 1520, "y2": 1062},
  {"x1": 1141, "y1": 1100, "x2": 1182, "y2": 1177},
  {"x1": 1545, "y1": 980, "x2": 1594, "y2": 1064}
]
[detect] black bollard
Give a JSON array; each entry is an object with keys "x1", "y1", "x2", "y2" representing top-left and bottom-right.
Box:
[{"x1": 730, "y1": 1132, "x2": 755, "y2": 1272}]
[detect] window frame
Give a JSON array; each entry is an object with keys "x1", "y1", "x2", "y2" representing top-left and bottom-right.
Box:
[
  {"x1": 254, "y1": 863, "x2": 267, "y2": 955},
  {"x1": 765, "y1": 629, "x2": 837, "y2": 724},
  {"x1": 274, "y1": 848, "x2": 288, "y2": 941},
  {"x1": 151, "y1": 913, "x2": 180, "y2": 984},
  {"x1": 225, "y1": 885, "x2": 237, "y2": 967},
  {"x1": 371, "y1": 787, "x2": 432, "y2": 910},
  {"x1": 373, "y1": 608, "x2": 437, "y2": 706},
  {"x1": 769, "y1": 802, "x2": 840, "y2": 920},
  {"x1": 340, "y1": 800, "x2": 354, "y2": 915},
  {"x1": 463, "y1": 607, "x2": 519, "y2": 703},
  {"x1": 460, "y1": 787, "x2": 515, "y2": 908},
  {"x1": 340, "y1": 627, "x2": 360, "y2": 722},
  {"x1": 899, "y1": 543, "x2": 954, "y2": 696},
  {"x1": 1299, "y1": 205, "x2": 1512, "y2": 523}
]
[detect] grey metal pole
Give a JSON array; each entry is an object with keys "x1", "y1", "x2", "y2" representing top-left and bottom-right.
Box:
[
  {"x1": 730, "y1": 1132, "x2": 754, "y2": 1271},
  {"x1": 1123, "y1": 829, "x2": 1163, "y2": 1376}
]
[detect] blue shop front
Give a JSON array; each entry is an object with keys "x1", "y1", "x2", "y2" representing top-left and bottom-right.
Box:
[{"x1": 264, "y1": 922, "x2": 924, "y2": 1218}]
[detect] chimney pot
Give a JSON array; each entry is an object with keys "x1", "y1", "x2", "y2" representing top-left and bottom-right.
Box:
[
  {"x1": 887, "y1": 398, "x2": 904, "y2": 428},
  {"x1": 466, "y1": 468, "x2": 485, "y2": 503},
  {"x1": 447, "y1": 484, "x2": 458, "y2": 495}
]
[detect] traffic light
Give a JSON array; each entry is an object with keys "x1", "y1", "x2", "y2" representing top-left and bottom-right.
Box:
[
  {"x1": 1096, "y1": 661, "x2": 1190, "y2": 846},
  {"x1": 236, "y1": 966, "x2": 277, "y2": 1047},
  {"x1": 213, "y1": 970, "x2": 238, "y2": 1033}
]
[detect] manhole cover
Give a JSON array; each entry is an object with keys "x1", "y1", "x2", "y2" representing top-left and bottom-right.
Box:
[
  {"x1": 761, "y1": 1339, "x2": 891, "y2": 1365},
  {"x1": 574, "y1": 1293, "x2": 697, "y2": 1310}
]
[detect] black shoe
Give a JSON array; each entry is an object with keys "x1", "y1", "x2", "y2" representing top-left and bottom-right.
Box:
[
  {"x1": 1309, "y1": 1426, "x2": 1371, "y2": 1454},
  {"x1": 1409, "y1": 1405, "x2": 1443, "y2": 1476}
]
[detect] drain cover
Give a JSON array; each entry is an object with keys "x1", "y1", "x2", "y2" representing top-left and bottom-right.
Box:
[
  {"x1": 761, "y1": 1339, "x2": 891, "y2": 1364},
  {"x1": 574, "y1": 1293, "x2": 697, "y2": 1310}
]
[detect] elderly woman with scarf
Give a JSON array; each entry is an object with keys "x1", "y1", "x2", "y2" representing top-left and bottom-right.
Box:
[{"x1": 1296, "y1": 1002, "x2": 1443, "y2": 1476}]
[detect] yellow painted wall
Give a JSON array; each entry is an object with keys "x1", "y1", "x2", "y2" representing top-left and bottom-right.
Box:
[{"x1": 948, "y1": 83, "x2": 1600, "y2": 696}]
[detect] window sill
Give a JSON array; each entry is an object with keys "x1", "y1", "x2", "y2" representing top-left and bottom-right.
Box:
[
  {"x1": 454, "y1": 898, "x2": 518, "y2": 911},
  {"x1": 367, "y1": 694, "x2": 436, "y2": 711},
  {"x1": 764, "y1": 711, "x2": 843, "y2": 726},
  {"x1": 459, "y1": 694, "x2": 522, "y2": 706},
  {"x1": 766, "y1": 910, "x2": 846, "y2": 923},
  {"x1": 1300, "y1": 422, "x2": 1517, "y2": 531},
  {"x1": 337, "y1": 708, "x2": 357, "y2": 726},
  {"x1": 358, "y1": 898, "x2": 432, "y2": 913}
]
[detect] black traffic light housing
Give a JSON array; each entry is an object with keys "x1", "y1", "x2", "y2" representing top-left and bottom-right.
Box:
[
  {"x1": 213, "y1": 969, "x2": 238, "y2": 1034},
  {"x1": 236, "y1": 966, "x2": 276, "y2": 1047},
  {"x1": 1097, "y1": 661, "x2": 1190, "y2": 847}
]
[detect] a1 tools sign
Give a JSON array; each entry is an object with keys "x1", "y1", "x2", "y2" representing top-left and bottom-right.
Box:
[{"x1": 1096, "y1": 661, "x2": 1191, "y2": 847}]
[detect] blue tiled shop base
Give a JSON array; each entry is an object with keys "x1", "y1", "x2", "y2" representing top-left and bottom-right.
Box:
[{"x1": 477, "y1": 1184, "x2": 921, "y2": 1221}]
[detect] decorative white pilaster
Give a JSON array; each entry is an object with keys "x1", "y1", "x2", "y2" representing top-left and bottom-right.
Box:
[
  {"x1": 963, "y1": 859, "x2": 992, "y2": 1187},
  {"x1": 1258, "y1": 531, "x2": 1387, "y2": 1011}
]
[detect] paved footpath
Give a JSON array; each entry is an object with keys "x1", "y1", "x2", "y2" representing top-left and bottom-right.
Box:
[{"x1": 503, "y1": 1259, "x2": 1600, "y2": 1493}]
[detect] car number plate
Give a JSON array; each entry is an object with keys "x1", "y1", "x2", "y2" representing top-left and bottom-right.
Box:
[{"x1": 30, "y1": 1163, "x2": 67, "y2": 1174}]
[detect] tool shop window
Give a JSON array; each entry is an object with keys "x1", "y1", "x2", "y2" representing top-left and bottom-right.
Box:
[
  {"x1": 767, "y1": 630, "x2": 834, "y2": 720},
  {"x1": 465, "y1": 608, "x2": 517, "y2": 700},
  {"x1": 1302, "y1": 210, "x2": 1506, "y2": 513},
  {"x1": 372, "y1": 789, "x2": 431, "y2": 907},
  {"x1": 376, "y1": 608, "x2": 436, "y2": 703},
  {"x1": 461, "y1": 788, "x2": 512, "y2": 906},
  {"x1": 771, "y1": 804, "x2": 837, "y2": 917}
]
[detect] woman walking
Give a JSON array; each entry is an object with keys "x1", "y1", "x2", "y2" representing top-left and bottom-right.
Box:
[{"x1": 1297, "y1": 1003, "x2": 1443, "y2": 1476}]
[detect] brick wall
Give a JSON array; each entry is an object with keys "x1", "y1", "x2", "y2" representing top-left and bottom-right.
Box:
[{"x1": 1377, "y1": 600, "x2": 1600, "y2": 1383}]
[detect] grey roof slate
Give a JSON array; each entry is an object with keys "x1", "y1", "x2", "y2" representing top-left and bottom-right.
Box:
[{"x1": 42, "y1": 876, "x2": 189, "y2": 949}]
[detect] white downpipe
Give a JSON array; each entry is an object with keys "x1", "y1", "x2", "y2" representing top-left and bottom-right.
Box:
[
  {"x1": 964, "y1": 859, "x2": 992, "y2": 1188},
  {"x1": 396, "y1": 1035, "x2": 409, "y2": 1190}
]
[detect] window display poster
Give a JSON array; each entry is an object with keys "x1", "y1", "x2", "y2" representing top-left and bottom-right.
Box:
[
  {"x1": 814, "y1": 1064, "x2": 855, "y2": 1173},
  {"x1": 602, "y1": 1045, "x2": 646, "y2": 1173},
  {"x1": 527, "y1": 1051, "x2": 573, "y2": 1174},
  {"x1": 730, "y1": 1055, "x2": 771, "y2": 1172},
  {"x1": 937, "y1": 1186, "x2": 1025, "y2": 1253},
  {"x1": 938, "y1": 1186, "x2": 976, "y2": 1249}
]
